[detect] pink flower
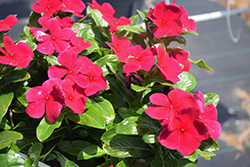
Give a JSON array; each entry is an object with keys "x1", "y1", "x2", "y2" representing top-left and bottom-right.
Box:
[
  {"x1": 146, "y1": 2, "x2": 183, "y2": 38},
  {"x1": 105, "y1": 33, "x2": 131, "y2": 62},
  {"x1": 0, "y1": 36, "x2": 33, "y2": 68},
  {"x1": 68, "y1": 37, "x2": 91, "y2": 54},
  {"x1": 87, "y1": 0, "x2": 115, "y2": 16},
  {"x1": 123, "y1": 45, "x2": 155, "y2": 74},
  {"x1": 102, "y1": 14, "x2": 132, "y2": 33},
  {"x1": 38, "y1": 16, "x2": 75, "y2": 29},
  {"x1": 155, "y1": 46, "x2": 182, "y2": 83},
  {"x1": 32, "y1": 0, "x2": 62, "y2": 17},
  {"x1": 0, "y1": 14, "x2": 18, "y2": 32},
  {"x1": 32, "y1": 18, "x2": 75, "y2": 55},
  {"x1": 48, "y1": 50, "x2": 92, "y2": 81},
  {"x1": 26, "y1": 79, "x2": 64, "y2": 123},
  {"x1": 193, "y1": 91, "x2": 205, "y2": 113},
  {"x1": 75, "y1": 63, "x2": 107, "y2": 96},
  {"x1": 158, "y1": 108, "x2": 208, "y2": 156},
  {"x1": 61, "y1": 0, "x2": 86, "y2": 17},
  {"x1": 169, "y1": 48, "x2": 191, "y2": 72},
  {"x1": 172, "y1": 0, "x2": 196, "y2": 32},
  {"x1": 145, "y1": 89, "x2": 198, "y2": 128},
  {"x1": 60, "y1": 79, "x2": 87, "y2": 114}
]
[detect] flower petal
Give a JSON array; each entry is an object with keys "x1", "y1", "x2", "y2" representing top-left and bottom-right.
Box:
[
  {"x1": 26, "y1": 99, "x2": 46, "y2": 119},
  {"x1": 46, "y1": 100, "x2": 62, "y2": 123}
]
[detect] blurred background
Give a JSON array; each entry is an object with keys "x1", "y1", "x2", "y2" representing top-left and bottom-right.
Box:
[{"x1": 1, "y1": 0, "x2": 250, "y2": 166}]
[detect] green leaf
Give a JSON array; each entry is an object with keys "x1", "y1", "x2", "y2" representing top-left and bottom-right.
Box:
[
  {"x1": 46, "y1": 55, "x2": 60, "y2": 66},
  {"x1": 90, "y1": 97, "x2": 115, "y2": 125},
  {"x1": 115, "y1": 116, "x2": 160, "y2": 135},
  {"x1": 206, "y1": 141, "x2": 219, "y2": 152},
  {"x1": 178, "y1": 159, "x2": 197, "y2": 167},
  {"x1": 204, "y1": 93, "x2": 220, "y2": 107},
  {"x1": 181, "y1": 30, "x2": 199, "y2": 36},
  {"x1": 116, "y1": 160, "x2": 127, "y2": 167},
  {"x1": 53, "y1": 150, "x2": 69, "y2": 167},
  {"x1": 103, "y1": 135, "x2": 151, "y2": 158},
  {"x1": 65, "y1": 160, "x2": 79, "y2": 167},
  {"x1": 87, "y1": 6, "x2": 109, "y2": 27},
  {"x1": 189, "y1": 59, "x2": 212, "y2": 72},
  {"x1": 66, "y1": 111, "x2": 105, "y2": 129},
  {"x1": 36, "y1": 113, "x2": 64, "y2": 142},
  {"x1": 142, "y1": 134, "x2": 155, "y2": 144},
  {"x1": 0, "y1": 92, "x2": 14, "y2": 122},
  {"x1": 137, "y1": 9, "x2": 147, "y2": 21},
  {"x1": 186, "y1": 150, "x2": 198, "y2": 162},
  {"x1": 77, "y1": 145, "x2": 106, "y2": 160},
  {"x1": 0, "y1": 154, "x2": 26, "y2": 167},
  {"x1": 197, "y1": 149, "x2": 216, "y2": 159},
  {"x1": 1, "y1": 70, "x2": 30, "y2": 87},
  {"x1": 130, "y1": 15, "x2": 139, "y2": 25},
  {"x1": 26, "y1": 143, "x2": 43, "y2": 167},
  {"x1": 117, "y1": 25, "x2": 144, "y2": 33},
  {"x1": 158, "y1": 36, "x2": 186, "y2": 47},
  {"x1": 150, "y1": 146, "x2": 179, "y2": 167},
  {"x1": 174, "y1": 72, "x2": 196, "y2": 91},
  {"x1": 118, "y1": 108, "x2": 138, "y2": 119},
  {"x1": 131, "y1": 84, "x2": 151, "y2": 92},
  {"x1": 28, "y1": 11, "x2": 42, "y2": 28},
  {"x1": 0, "y1": 131, "x2": 23, "y2": 150},
  {"x1": 101, "y1": 125, "x2": 117, "y2": 143},
  {"x1": 58, "y1": 140, "x2": 92, "y2": 156},
  {"x1": 25, "y1": 40, "x2": 37, "y2": 51},
  {"x1": 15, "y1": 87, "x2": 30, "y2": 107}
]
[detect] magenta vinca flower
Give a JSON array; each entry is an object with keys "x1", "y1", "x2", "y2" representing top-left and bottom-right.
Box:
[
  {"x1": 145, "y1": 89, "x2": 198, "y2": 128},
  {"x1": 0, "y1": 36, "x2": 34, "y2": 68},
  {"x1": 48, "y1": 50, "x2": 93, "y2": 82},
  {"x1": 158, "y1": 108, "x2": 208, "y2": 156},
  {"x1": 102, "y1": 14, "x2": 132, "y2": 33},
  {"x1": 105, "y1": 33, "x2": 131, "y2": 62},
  {"x1": 123, "y1": 45, "x2": 155, "y2": 74},
  {"x1": 75, "y1": 63, "x2": 107, "y2": 96},
  {"x1": 68, "y1": 37, "x2": 91, "y2": 54},
  {"x1": 32, "y1": 0, "x2": 62, "y2": 17},
  {"x1": 26, "y1": 79, "x2": 64, "y2": 123},
  {"x1": 0, "y1": 14, "x2": 18, "y2": 32},
  {"x1": 60, "y1": 79, "x2": 87, "y2": 114},
  {"x1": 32, "y1": 18, "x2": 76, "y2": 55},
  {"x1": 61, "y1": 0, "x2": 86, "y2": 17},
  {"x1": 146, "y1": 1, "x2": 183, "y2": 38},
  {"x1": 169, "y1": 48, "x2": 191, "y2": 72},
  {"x1": 87, "y1": 0, "x2": 115, "y2": 16},
  {"x1": 156, "y1": 46, "x2": 182, "y2": 83}
]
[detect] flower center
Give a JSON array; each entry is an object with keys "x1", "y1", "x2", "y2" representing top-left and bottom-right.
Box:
[
  {"x1": 162, "y1": 21, "x2": 166, "y2": 25},
  {"x1": 116, "y1": 48, "x2": 120, "y2": 52},
  {"x1": 180, "y1": 128, "x2": 185, "y2": 132},
  {"x1": 89, "y1": 76, "x2": 93, "y2": 80},
  {"x1": 68, "y1": 96, "x2": 73, "y2": 100},
  {"x1": 51, "y1": 36, "x2": 56, "y2": 40},
  {"x1": 45, "y1": 96, "x2": 49, "y2": 100},
  {"x1": 47, "y1": 6, "x2": 51, "y2": 9}
]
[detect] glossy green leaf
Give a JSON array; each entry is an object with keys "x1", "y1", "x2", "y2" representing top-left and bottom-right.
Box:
[
  {"x1": 150, "y1": 146, "x2": 179, "y2": 167},
  {"x1": 65, "y1": 160, "x2": 79, "y2": 167},
  {"x1": 117, "y1": 25, "x2": 144, "y2": 33},
  {"x1": 178, "y1": 159, "x2": 198, "y2": 167},
  {"x1": 158, "y1": 36, "x2": 186, "y2": 47},
  {"x1": 0, "y1": 154, "x2": 26, "y2": 167},
  {"x1": 206, "y1": 141, "x2": 220, "y2": 151},
  {"x1": 130, "y1": 15, "x2": 139, "y2": 25},
  {"x1": 0, "y1": 131, "x2": 23, "y2": 150},
  {"x1": 26, "y1": 143, "x2": 43, "y2": 167},
  {"x1": 137, "y1": 9, "x2": 147, "y2": 21},
  {"x1": 131, "y1": 84, "x2": 151, "y2": 92},
  {"x1": 67, "y1": 111, "x2": 105, "y2": 129},
  {"x1": 197, "y1": 149, "x2": 215, "y2": 159},
  {"x1": 103, "y1": 135, "x2": 151, "y2": 158},
  {"x1": 181, "y1": 30, "x2": 199, "y2": 36},
  {"x1": 25, "y1": 40, "x2": 37, "y2": 51},
  {"x1": 15, "y1": 87, "x2": 30, "y2": 107},
  {"x1": 101, "y1": 125, "x2": 117, "y2": 143},
  {"x1": 118, "y1": 108, "x2": 138, "y2": 119},
  {"x1": 53, "y1": 150, "x2": 69, "y2": 167},
  {"x1": 116, "y1": 160, "x2": 127, "y2": 167},
  {"x1": 186, "y1": 150, "x2": 198, "y2": 162},
  {"x1": 46, "y1": 55, "x2": 60, "y2": 66},
  {"x1": 116, "y1": 116, "x2": 160, "y2": 135},
  {"x1": 90, "y1": 97, "x2": 115, "y2": 125},
  {"x1": 28, "y1": 11, "x2": 41, "y2": 28},
  {"x1": 0, "y1": 92, "x2": 14, "y2": 122},
  {"x1": 204, "y1": 93, "x2": 220, "y2": 107},
  {"x1": 77, "y1": 145, "x2": 106, "y2": 160},
  {"x1": 58, "y1": 140, "x2": 92, "y2": 156},
  {"x1": 189, "y1": 58, "x2": 212, "y2": 72},
  {"x1": 36, "y1": 113, "x2": 64, "y2": 142},
  {"x1": 1, "y1": 70, "x2": 30, "y2": 87},
  {"x1": 0, "y1": 117, "x2": 11, "y2": 130},
  {"x1": 174, "y1": 72, "x2": 196, "y2": 91},
  {"x1": 87, "y1": 7, "x2": 109, "y2": 27},
  {"x1": 142, "y1": 134, "x2": 155, "y2": 144}
]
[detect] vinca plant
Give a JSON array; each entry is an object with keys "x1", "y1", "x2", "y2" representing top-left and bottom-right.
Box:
[{"x1": 0, "y1": 0, "x2": 221, "y2": 166}]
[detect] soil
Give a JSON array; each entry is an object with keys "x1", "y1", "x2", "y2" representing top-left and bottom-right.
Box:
[{"x1": 218, "y1": 0, "x2": 250, "y2": 27}]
